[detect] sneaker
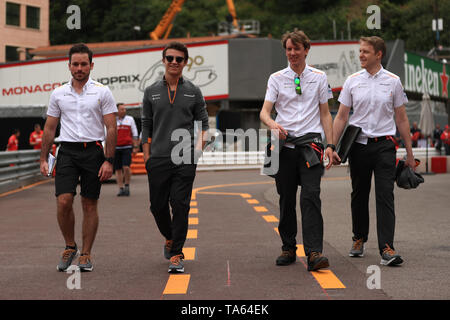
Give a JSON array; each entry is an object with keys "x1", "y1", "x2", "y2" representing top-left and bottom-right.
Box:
[
  {"x1": 349, "y1": 238, "x2": 365, "y2": 257},
  {"x1": 307, "y1": 252, "x2": 329, "y2": 271},
  {"x1": 123, "y1": 185, "x2": 130, "y2": 196},
  {"x1": 164, "y1": 240, "x2": 173, "y2": 260},
  {"x1": 380, "y1": 244, "x2": 403, "y2": 266},
  {"x1": 117, "y1": 188, "x2": 125, "y2": 196},
  {"x1": 276, "y1": 250, "x2": 296, "y2": 266},
  {"x1": 168, "y1": 254, "x2": 184, "y2": 273},
  {"x1": 78, "y1": 254, "x2": 94, "y2": 272},
  {"x1": 57, "y1": 244, "x2": 79, "y2": 272}
]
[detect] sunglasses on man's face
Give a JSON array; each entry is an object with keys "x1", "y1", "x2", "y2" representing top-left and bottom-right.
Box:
[
  {"x1": 294, "y1": 76, "x2": 302, "y2": 95},
  {"x1": 165, "y1": 55, "x2": 185, "y2": 63}
]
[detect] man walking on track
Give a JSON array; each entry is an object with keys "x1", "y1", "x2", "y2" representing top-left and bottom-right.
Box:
[
  {"x1": 40, "y1": 43, "x2": 117, "y2": 272},
  {"x1": 115, "y1": 103, "x2": 139, "y2": 197},
  {"x1": 331, "y1": 36, "x2": 415, "y2": 266},
  {"x1": 260, "y1": 29, "x2": 335, "y2": 272},
  {"x1": 141, "y1": 41, "x2": 209, "y2": 273}
]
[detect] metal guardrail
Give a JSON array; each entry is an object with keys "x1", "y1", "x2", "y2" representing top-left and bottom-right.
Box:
[{"x1": 0, "y1": 150, "x2": 44, "y2": 194}]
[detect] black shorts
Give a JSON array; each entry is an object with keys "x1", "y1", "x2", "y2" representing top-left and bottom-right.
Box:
[
  {"x1": 114, "y1": 147, "x2": 132, "y2": 170},
  {"x1": 55, "y1": 141, "x2": 105, "y2": 199}
]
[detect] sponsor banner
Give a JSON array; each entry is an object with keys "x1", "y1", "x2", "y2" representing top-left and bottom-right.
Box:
[
  {"x1": 0, "y1": 41, "x2": 229, "y2": 105},
  {"x1": 306, "y1": 41, "x2": 362, "y2": 90},
  {"x1": 404, "y1": 51, "x2": 448, "y2": 98}
]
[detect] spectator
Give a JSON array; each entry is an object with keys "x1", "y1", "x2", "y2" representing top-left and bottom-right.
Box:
[
  {"x1": 410, "y1": 121, "x2": 421, "y2": 148},
  {"x1": 29, "y1": 123, "x2": 43, "y2": 150},
  {"x1": 441, "y1": 125, "x2": 450, "y2": 155},
  {"x1": 6, "y1": 129, "x2": 20, "y2": 151},
  {"x1": 432, "y1": 123, "x2": 443, "y2": 154}
]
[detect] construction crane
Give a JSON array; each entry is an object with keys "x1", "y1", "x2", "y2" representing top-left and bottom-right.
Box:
[
  {"x1": 149, "y1": 0, "x2": 257, "y2": 40},
  {"x1": 149, "y1": 0, "x2": 185, "y2": 40}
]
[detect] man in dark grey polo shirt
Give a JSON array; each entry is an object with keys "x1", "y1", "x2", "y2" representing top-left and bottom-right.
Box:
[{"x1": 141, "y1": 41, "x2": 209, "y2": 273}]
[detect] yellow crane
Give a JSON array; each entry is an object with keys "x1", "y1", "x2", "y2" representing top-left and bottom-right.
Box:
[{"x1": 149, "y1": 0, "x2": 241, "y2": 40}]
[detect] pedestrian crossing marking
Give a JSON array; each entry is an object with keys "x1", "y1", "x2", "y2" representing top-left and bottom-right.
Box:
[
  {"x1": 189, "y1": 208, "x2": 198, "y2": 214},
  {"x1": 190, "y1": 201, "x2": 197, "y2": 206},
  {"x1": 163, "y1": 274, "x2": 191, "y2": 294}
]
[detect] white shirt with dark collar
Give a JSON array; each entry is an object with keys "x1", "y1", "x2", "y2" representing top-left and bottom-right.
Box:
[
  {"x1": 338, "y1": 67, "x2": 408, "y2": 144},
  {"x1": 47, "y1": 78, "x2": 117, "y2": 142},
  {"x1": 265, "y1": 65, "x2": 332, "y2": 141}
]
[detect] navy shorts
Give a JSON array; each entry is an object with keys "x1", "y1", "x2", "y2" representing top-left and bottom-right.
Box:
[
  {"x1": 114, "y1": 147, "x2": 132, "y2": 170},
  {"x1": 55, "y1": 141, "x2": 105, "y2": 199}
]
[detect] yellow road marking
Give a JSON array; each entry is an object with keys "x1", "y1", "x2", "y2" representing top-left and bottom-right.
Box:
[
  {"x1": 254, "y1": 206, "x2": 268, "y2": 212},
  {"x1": 188, "y1": 217, "x2": 199, "y2": 225},
  {"x1": 192, "y1": 181, "x2": 274, "y2": 200},
  {"x1": 0, "y1": 179, "x2": 51, "y2": 198},
  {"x1": 189, "y1": 208, "x2": 198, "y2": 214},
  {"x1": 262, "y1": 215, "x2": 279, "y2": 222},
  {"x1": 247, "y1": 199, "x2": 259, "y2": 204},
  {"x1": 182, "y1": 247, "x2": 196, "y2": 260},
  {"x1": 310, "y1": 270, "x2": 346, "y2": 289},
  {"x1": 296, "y1": 244, "x2": 306, "y2": 257},
  {"x1": 197, "y1": 191, "x2": 252, "y2": 198},
  {"x1": 186, "y1": 229, "x2": 198, "y2": 239},
  {"x1": 190, "y1": 201, "x2": 197, "y2": 206},
  {"x1": 163, "y1": 274, "x2": 191, "y2": 294},
  {"x1": 274, "y1": 227, "x2": 279, "y2": 235}
]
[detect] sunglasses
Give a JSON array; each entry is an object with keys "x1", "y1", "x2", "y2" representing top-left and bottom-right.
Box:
[
  {"x1": 294, "y1": 76, "x2": 302, "y2": 95},
  {"x1": 165, "y1": 55, "x2": 185, "y2": 63}
]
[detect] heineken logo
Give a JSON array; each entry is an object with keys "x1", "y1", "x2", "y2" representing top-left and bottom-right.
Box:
[{"x1": 404, "y1": 52, "x2": 448, "y2": 98}]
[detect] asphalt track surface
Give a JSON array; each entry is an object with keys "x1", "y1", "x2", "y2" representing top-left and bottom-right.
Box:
[{"x1": 0, "y1": 167, "x2": 449, "y2": 300}]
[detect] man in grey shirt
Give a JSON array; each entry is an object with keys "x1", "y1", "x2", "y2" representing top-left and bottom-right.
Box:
[{"x1": 141, "y1": 41, "x2": 208, "y2": 273}]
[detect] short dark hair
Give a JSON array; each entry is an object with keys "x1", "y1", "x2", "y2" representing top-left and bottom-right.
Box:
[
  {"x1": 281, "y1": 29, "x2": 311, "y2": 50},
  {"x1": 116, "y1": 103, "x2": 124, "y2": 108},
  {"x1": 360, "y1": 36, "x2": 386, "y2": 59},
  {"x1": 69, "y1": 43, "x2": 93, "y2": 63},
  {"x1": 162, "y1": 41, "x2": 189, "y2": 61}
]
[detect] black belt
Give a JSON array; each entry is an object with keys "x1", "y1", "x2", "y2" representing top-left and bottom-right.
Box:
[
  {"x1": 60, "y1": 141, "x2": 102, "y2": 148},
  {"x1": 367, "y1": 136, "x2": 391, "y2": 143}
]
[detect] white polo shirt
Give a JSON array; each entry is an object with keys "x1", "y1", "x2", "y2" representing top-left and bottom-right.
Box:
[
  {"x1": 47, "y1": 78, "x2": 117, "y2": 142},
  {"x1": 338, "y1": 67, "x2": 408, "y2": 144},
  {"x1": 265, "y1": 65, "x2": 333, "y2": 140}
]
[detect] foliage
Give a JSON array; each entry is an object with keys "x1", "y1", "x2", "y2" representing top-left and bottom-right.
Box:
[{"x1": 49, "y1": 0, "x2": 450, "y2": 52}]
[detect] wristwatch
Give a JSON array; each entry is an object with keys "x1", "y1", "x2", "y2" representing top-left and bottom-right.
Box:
[
  {"x1": 105, "y1": 157, "x2": 114, "y2": 164},
  {"x1": 326, "y1": 144, "x2": 336, "y2": 151}
]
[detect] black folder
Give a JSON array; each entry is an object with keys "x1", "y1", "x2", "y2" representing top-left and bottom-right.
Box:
[{"x1": 337, "y1": 125, "x2": 361, "y2": 163}]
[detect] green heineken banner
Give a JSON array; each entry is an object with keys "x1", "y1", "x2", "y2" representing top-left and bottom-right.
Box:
[{"x1": 404, "y1": 51, "x2": 449, "y2": 99}]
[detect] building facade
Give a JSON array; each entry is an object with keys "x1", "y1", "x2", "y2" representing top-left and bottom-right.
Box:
[{"x1": 0, "y1": 0, "x2": 49, "y2": 63}]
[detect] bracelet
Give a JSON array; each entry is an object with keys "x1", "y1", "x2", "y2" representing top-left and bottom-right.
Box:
[{"x1": 326, "y1": 144, "x2": 336, "y2": 151}]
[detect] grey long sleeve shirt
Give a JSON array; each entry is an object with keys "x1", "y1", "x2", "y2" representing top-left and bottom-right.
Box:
[{"x1": 141, "y1": 77, "x2": 209, "y2": 158}]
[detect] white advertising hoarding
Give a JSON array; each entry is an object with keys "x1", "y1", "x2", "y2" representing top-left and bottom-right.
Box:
[
  {"x1": 0, "y1": 40, "x2": 229, "y2": 106},
  {"x1": 306, "y1": 41, "x2": 361, "y2": 90}
]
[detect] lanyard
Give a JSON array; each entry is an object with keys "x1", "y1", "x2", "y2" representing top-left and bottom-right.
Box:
[{"x1": 167, "y1": 77, "x2": 180, "y2": 105}]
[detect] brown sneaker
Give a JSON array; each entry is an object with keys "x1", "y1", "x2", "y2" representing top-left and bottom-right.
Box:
[
  {"x1": 77, "y1": 254, "x2": 93, "y2": 272},
  {"x1": 168, "y1": 254, "x2": 184, "y2": 273},
  {"x1": 56, "y1": 244, "x2": 79, "y2": 272},
  {"x1": 164, "y1": 240, "x2": 173, "y2": 260},
  {"x1": 307, "y1": 252, "x2": 329, "y2": 271},
  {"x1": 349, "y1": 238, "x2": 365, "y2": 257},
  {"x1": 276, "y1": 250, "x2": 296, "y2": 266}
]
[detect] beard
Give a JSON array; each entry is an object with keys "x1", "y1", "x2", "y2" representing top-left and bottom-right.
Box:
[{"x1": 71, "y1": 71, "x2": 90, "y2": 82}]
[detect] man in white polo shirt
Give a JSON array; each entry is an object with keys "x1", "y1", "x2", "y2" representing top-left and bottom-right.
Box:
[
  {"x1": 260, "y1": 29, "x2": 334, "y2": 272},
  {"x1": 332, "y1": 36, "x2": 415, "y2": 266},
  {"x1": 40, "y1": 43, "x2": 117, "y2": 272}
]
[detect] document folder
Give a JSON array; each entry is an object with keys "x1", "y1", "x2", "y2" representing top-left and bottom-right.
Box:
[{"x1": 336, "y1": 125, "x2": 361, "y2": 164}]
